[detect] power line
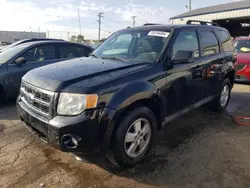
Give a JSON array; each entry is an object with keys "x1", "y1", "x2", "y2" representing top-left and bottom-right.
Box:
[{"x1": 97, "y1": 12, "x2": 104, "y2": 41}]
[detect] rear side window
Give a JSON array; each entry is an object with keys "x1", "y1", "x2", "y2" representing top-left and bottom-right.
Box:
[
  {"x1": 59, "y1": 44, "x2": 85, "y2": 59},
  {"x1": 216, "y1": 30, "x2": 234, "y2": 52},
  {"x1": 199, "y1": 30, "x2": 219, "y2": 56}
]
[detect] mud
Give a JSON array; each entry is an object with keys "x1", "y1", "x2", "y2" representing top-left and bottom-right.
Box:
[{"x1": 0, "y1": 84, "x2": 250, "y2": 188}]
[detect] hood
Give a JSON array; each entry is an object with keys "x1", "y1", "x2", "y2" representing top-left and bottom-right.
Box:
[
  {"x1": 237, "y1": 53, "x2": 250, "y2": 64},
  {"x1": 23, "y1": 57, "x2": 150, "y2": 92}
]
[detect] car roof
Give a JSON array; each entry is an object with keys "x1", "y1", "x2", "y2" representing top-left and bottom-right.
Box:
[
  {"x1": 122, "y1": 24, "x2": 225, "y2": 31},
  {"x1": 17, "y1": 40, "x2": 93, "y2": 50}
]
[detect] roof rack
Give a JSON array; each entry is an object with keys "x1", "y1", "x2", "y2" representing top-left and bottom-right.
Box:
[
  {"x1": 186, "y1": 20, "x2": 219, "y2": 26},
  {"x1": 143, "y1": 23, "x2": 162, "y2": 26}
]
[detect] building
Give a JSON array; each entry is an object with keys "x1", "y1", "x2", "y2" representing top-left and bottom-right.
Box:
[
  {"x1": 0, "y1": 31, "x2": 46, "y2": 44},
  {"x1": 170, "y1": 1, "x2": 250, "y2": 37}
]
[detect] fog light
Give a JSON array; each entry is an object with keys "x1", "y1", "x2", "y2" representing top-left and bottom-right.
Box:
[{"x1": 61, "y1": 134, "x2": 80, "y2": 148}]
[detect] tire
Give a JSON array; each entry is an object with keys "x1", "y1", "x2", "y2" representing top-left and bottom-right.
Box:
[
  {"x1": 210, "y1": 78, "x2": 232, "y2": 112},
  {"x1": 108, "y1": 107, "x2": 157, "y2": 168}
]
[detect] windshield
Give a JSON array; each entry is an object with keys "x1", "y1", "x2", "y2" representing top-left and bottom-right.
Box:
[
  {"x1": 0, "y1": 41, "x2": 21, "y2": 52},
  {"x1": 235, "y1": 40, "x2": 250, "y2": 53},
  {"x1": 0, "y1": 44, "x2": 28, "y2": 64},
  {"x1": 92, "y1": 29, "x2": 171, "y2": 63}
]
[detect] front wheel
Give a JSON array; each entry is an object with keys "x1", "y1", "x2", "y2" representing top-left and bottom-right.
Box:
[
  {"x1": 210, "y1": 78, "x2": 232, "y2": 111},
  {"x1": 108, "y1": 107, "x2": 157, "y2": 167}
]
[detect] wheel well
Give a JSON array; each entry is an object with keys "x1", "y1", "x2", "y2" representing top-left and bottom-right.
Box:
[
  {"x1": 225, "y1": 70, "x2": 235, "y2": 87},
  {"x1": 110, "y1": 98, "x2": 163, "y2": 147}
]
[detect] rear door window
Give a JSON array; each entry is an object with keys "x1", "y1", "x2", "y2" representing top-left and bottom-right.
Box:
[
  {"x1": 59, "y1": 44, "x2": 85, "y2": 59},
  {"x1": 199, "y1": 30, "x2": 220, "y2": 56}
]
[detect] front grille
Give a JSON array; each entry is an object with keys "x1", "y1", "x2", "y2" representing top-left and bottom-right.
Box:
[
  {"x1": 237, "y1": 64, "x2": 246, "y2": 71},
  {"x1": 20, "y1": 82, "x2": 54, "y2": 119}
]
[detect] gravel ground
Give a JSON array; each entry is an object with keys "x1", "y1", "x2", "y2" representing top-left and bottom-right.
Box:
[{"x1": 0, "y1": 83, "x2": 250, "y2": 188}]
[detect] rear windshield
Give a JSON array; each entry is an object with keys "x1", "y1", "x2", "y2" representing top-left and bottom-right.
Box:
[{"x1": 235, "y1": 40, "x2": 250, "y2": 53}]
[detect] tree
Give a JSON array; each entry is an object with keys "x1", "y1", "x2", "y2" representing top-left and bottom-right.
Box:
[
  {"x1": 70, "y1": 35, "x2": 77, "y2": 42},
  {"x1": 76, "y1": 35, "x2": 84, "y2": 43}
]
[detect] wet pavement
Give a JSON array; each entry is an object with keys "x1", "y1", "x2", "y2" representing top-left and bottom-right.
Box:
[{"x1": 0, "y1": 83, "x2": 250, "y2": 188}]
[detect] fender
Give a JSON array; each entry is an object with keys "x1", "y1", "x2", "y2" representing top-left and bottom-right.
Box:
[
  {"x1": 107, "y1": 80, "x2": 160, "y2": 110},
  {"x1": 100, "y1": 80, "x2": 166, "y2": 151}
]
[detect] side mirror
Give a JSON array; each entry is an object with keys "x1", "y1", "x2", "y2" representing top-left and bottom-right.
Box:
[
  {"x1": 172, "y1": 50, "x2": 194, "y2": 64},
  {"x1": 15, "y1": 57, "x2": 27, "y2": 65}
]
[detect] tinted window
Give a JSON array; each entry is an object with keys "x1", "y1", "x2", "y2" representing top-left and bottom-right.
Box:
[
  {"x1": 21, "y1": 45, "x2": 56, "y2": 62},
  {"x1": 171, "y1": 30, "x2": 199, "y2": 60},
  {"x1": 84, "y1": 48, "x2": 93, "y2": 56},
  {"x1": 199, "y1": 30, "x2": 219, "y2": 56},
  {"x1": 216, "y1": 30, "x2": 234, "y2": 52},
  {"x1": 60, "y1": 44, "x2": 84, "y2": 59}
]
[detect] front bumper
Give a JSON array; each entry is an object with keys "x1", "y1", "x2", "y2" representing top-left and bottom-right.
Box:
[
  {"x1": 236, "y1": 65, "x2": 250, "y2": 82},
  {"x1": 17, "y1": 95, "x2": 117, "y2": 156}
]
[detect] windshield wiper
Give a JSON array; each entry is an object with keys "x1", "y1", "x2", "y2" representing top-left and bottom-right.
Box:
[
  {"x1": 101, "y1": 57, "x2": 125, "y2": 61},
  {"x1": 89, "y1": 54, "x2": 99, "y2": 58}
]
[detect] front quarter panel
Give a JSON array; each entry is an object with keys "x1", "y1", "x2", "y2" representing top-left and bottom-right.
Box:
[{"x1": 107, "y1": 81, "x2": 157, "y2": 110}]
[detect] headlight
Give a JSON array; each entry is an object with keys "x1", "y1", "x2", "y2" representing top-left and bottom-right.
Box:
[{"x1": 57, "y1": 93, "x2": 98, "y2": 115}]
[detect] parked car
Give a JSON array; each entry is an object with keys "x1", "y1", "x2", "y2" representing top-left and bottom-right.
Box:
[
  {"x1": 17, "y1": 21, "x2": 236, "y2": 167},
  {"x1": 234, "y1": 36, "x2": 250, "y2": 82},
  {"x1": 0, "y1": 40, "x2": 93, "y2": 103},
  {"x1": 0, "y1": 38, "x2": 64, "y2": 53}
]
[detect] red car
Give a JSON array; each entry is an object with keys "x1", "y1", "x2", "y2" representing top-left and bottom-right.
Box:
[{"x1": 234, "y1": 36, "x2": 250, "y2": 82}]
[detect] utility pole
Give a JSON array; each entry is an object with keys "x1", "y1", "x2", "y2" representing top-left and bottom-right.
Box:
[
  {"x1": 38, "y1": 27, "x2": 40, "y2": 37},
  {"x1": 189, "y1": 0, "x2": 192, "y2": 11},
  {"x1": 78, "y1": 8, "x2": 82, "y2": 35},
  {"x1": 97, "y1": 12, "x2": 104, "y2": 41},
  {"x1": 47, "y1": 30, "x2": 50, "y2": 38},
  {"x1": 68, "y1": 32, "x2": 70, "y2": 41},
  {"x1": 132, "y1": 16, "x2": 137, "y2": 27}
]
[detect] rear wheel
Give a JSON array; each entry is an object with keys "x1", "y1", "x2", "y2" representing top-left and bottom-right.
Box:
[
  {"x1": 108, "y1": 107, "x2": 157, "y2": 167},
  {"x1": 210, "y1": 78, "x2": 232, "y2": 111}
]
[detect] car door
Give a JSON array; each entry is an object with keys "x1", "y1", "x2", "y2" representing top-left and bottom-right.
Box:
[
  {"x1": 7, "y1": 43, "x2": 57, "y2": 95},
  {"x1": 197, "y1": 28, "x2": 224, "y2": 97},
  {"x1": 165, "y1": 29, "x2": 204, "y2": 115}
]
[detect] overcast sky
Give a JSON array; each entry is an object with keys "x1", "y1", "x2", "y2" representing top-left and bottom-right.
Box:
[{"x1": 0, "y1": 0, "x2": 241, "y2": 40}]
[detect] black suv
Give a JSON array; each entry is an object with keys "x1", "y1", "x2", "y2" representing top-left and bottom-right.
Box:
[{"x1": 17, "y1": 21, "x2": 236, "y2": 167}]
